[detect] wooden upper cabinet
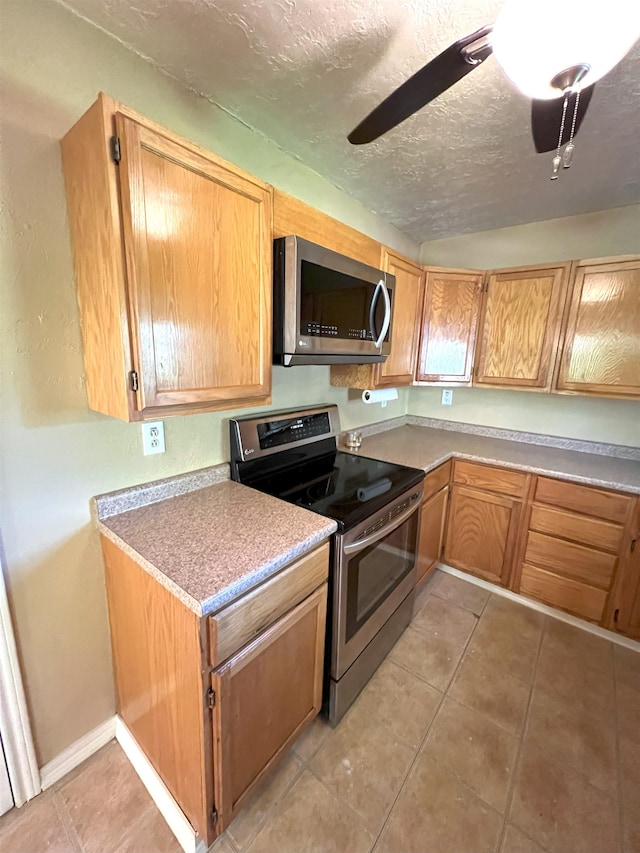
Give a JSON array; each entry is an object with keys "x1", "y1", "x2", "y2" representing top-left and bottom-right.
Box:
[
  {"x1": 474, "y1": 264, "x2": 570, "y2": 390},
  {"x1": 61, "y1": 94, "x2": 272, "y2": 421},
  {"x1": 330, "y1": 250, "x2": 424, "y2": 390},
  {"x1": 272, "y1": 188, "x2": 381, "y2": 267},
  {"x1": 555, "y1": 257, "x2": 640, "y2": 398},
  {"x1": 416, "y1": 268, "x2": 483, "y2": 384},
  {"x1": 376, "y1": 250, "x2": 424, "y2": 387}
]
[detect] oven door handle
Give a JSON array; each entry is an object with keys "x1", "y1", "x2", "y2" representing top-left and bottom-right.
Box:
[{"x1": 343, "y1": 499, "x2": 420, "y2": 555}]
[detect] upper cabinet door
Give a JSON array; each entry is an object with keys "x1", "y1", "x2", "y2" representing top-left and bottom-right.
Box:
[
  {"x1": 473, "y1": 265, "x2": 569, "y2": 390},
  {"x1": 115, "y1": 114, "x2": 272, "y2": 412},
  {"x1": 376, "y1": 251, "x2": 425, "y2": 387},
  {"x1": 556, "y1": 258, "x2": 640, "y2": 398},
  {"x1": 416, "y1": 269, "x2": 483, "y2": 384}
]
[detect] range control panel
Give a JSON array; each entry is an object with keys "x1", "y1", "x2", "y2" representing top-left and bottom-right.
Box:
[
  {"x1": 229, "y1": 405, "x2": 341, "y2": 465},
  {"x1": 257, "y1": 412, "x2": 331, "y2": 450}
]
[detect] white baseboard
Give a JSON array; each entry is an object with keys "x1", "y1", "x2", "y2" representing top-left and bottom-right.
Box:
[
  {"x1": 40, "y1": 716, "x2": 117, "y2": 791},
  {"x1": 115, "y1": 718, "x2": 207, "y2": 853},
  {"x1": 437, "y1": 563, "x2": 640, "y2": 652}
]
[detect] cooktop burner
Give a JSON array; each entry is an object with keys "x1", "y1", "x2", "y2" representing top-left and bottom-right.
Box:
[{"x1": 229, "y1": 406, "x2": 424, "y2": 532}]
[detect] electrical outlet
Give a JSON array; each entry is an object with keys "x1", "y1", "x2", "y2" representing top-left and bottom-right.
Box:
[
  {"x1": 441, "y1": 389, "x2": 453, "y2": 406},
  {"x1": 142, "y1": 421, "x2": 165, "y2": 455}
]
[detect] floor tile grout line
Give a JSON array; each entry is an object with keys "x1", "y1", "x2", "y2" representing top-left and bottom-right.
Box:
[
  {"x1": 496, "y1": 614, "x2": 549, "y2": 853},
  {"x1": 50, "y1": 788, "x2": 85, "y2": 853},
  {"x1": 367, "y1": 586, "x2": 488, "y2": 852},
  {"x1": 612, "y1": 653, "x2": 625, "y2": 852}
]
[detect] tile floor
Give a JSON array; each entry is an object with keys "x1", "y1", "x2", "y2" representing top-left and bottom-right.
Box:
[{"x1": 1, "y1": 569, "x2": 638, "y2": 853}]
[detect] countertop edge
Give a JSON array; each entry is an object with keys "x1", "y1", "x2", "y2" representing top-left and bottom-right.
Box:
[
  {"x1": 97, "y1": 522, "x2": 205, "y2": 616},
  {"x1": 96, "y1": 517, "x2": 337, "y2": 618}
]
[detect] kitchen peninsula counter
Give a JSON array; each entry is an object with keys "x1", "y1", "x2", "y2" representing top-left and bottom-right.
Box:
[
  {"x1": 96, "y1": 477, "x2": 336, "y2": 616},
  {"x1": 346, "y1": 424, "x2": 640, "y2": 495}
]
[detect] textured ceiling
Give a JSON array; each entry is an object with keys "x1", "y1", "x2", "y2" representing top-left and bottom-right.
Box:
[{"x1": 58, "y1": 0, "x2": 640, "y2": 241}]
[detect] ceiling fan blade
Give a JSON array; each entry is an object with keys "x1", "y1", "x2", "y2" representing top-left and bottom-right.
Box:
[
  {"x1": 531, "y1": 85, "x2": 595, "y2": 153},
  {"x1": 348, "y1": 26, "x2": 493, "y2": 145}
]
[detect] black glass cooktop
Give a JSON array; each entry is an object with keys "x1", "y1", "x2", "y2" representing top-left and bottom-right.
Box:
[{"x1": 238, "y1": 444, "x2": 424, "y2": 532}]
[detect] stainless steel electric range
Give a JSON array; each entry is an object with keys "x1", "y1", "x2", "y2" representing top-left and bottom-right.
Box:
[{"x1": 229, "y1": 405, "x2": 425, "y2": 724}]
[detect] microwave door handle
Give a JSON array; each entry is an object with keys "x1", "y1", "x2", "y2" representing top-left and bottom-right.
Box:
[
  {"x1": 343, "y1": 499, "x2": 419, "y2": 555},
  {"x1": 369, "y1": 280, "x2": 383, "y2": 345},
  {"x1": 371, "y1": 280, "x2": 391, "y2": 349}
]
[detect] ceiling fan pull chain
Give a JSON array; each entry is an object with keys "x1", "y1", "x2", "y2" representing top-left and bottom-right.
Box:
[
  {"x1": 563, "y1": 89, "x2": 581, "y2": 169},
  {"x1": 551, "y1": 92, "x2": 569, "y2": 180}
]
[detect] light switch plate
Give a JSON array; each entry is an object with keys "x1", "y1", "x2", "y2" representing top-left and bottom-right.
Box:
[
  {"x1": 441, "y1": 389, "x2": 453, "y2": 406},
  {"x1": 142, "y1": 421, "x2": 165, "y2": 455}
]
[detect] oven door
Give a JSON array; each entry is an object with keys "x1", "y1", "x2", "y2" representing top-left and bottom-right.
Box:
[{"x1": 332, "y1": 485, "x2": 423, "y2": 680}]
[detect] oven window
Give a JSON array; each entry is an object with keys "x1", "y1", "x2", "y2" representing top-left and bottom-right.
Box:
[{"x1": 345, "y1": 511, "x2": 418, "y2": 642}]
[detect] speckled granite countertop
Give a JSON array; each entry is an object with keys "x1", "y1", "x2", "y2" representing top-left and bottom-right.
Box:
[
  {"x1": 98, "y1": 480, "x2": 336, "y2": 617},
  {"x1": 347, "y1": 425, "x2": 640, "y2": 494}
]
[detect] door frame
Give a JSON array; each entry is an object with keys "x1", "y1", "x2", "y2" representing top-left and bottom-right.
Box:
[{"x1": 0, "y1": 549, "x2": 40, "y2": 806}]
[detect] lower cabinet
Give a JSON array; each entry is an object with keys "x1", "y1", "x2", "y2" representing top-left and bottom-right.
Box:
[
  {"x1": 416, "y1": 462, "x2": 451, "y2": 584},
  {"x1": 101, "y1": 534, "x2": 330, "y2": 846},
  {"x1": 211, "y1": 586, "x2": 326, "y2": 827},
  {"x1": 515, "y1": 476, "x2": 635, "y2": 625},
  {"x1": 443, "y1": 461, "x2": 527, "y2": 587},
  {"x1": 611, "y1": 501, "x2": 640, "y2": 639}
]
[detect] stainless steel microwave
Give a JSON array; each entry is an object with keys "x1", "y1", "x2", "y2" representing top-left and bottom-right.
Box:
[{"x1": 273, "y1": 235, "x2": 395, "y2": 366}]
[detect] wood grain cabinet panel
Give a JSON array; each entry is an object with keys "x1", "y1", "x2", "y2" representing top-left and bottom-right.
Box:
[
  {"x1": 61, "y1": 94, "x2": 272, "y2": 421},
  {"x1": 208, "y1": 543, "x2": 329, "y2": 666},
  {"x1": 556, "y1": 258, "x2": 640, "y2": 398},
  {"x1": 515, "y1": 476, "x2": 635, "y2": 626},
  {"x1": 534, "y1": 476, "x2": 632, "y2": 524},
  {"x1": 376, "y1": 251, "x2": 425, "y2": 387},
  {"x1": 608, "y1": 499, "x2": 640, "y2": 639},
  {"x1": 416, "y1": 269, "x2": 483, "y2": 384},
  {"x1": 444, "y1": 484, "x2": 521, "y2": 586},
  {"x1": 453, "y1": 460, "x2": 527, "y2": 498},
  {"x1": 330, "y1": 251, "x2": 424, "y2": 390},
  {"x1": 212, "y1": 585, "x2": 327, "y2": 829},
  {"x1": 416, "y1": 485, "x2": 448, "y2": 584},
  {"x1": 520, "y1": 564, "x2": 607, "y2": 622},
  {"x1": 524, "y1": 530, "x2": 617, "y2": 589},
  {"x1": 474, "y1": 264, "x2": 569, "y2": 390},
  {"x1": 423, "y1": 460, "x2": 452, "y2": 501}
]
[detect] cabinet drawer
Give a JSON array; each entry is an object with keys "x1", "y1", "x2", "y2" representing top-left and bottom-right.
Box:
[
  {"x1": 209, "y1": 543, "x2": 329, "y2": 666},
  {"x1": 453, "y1": 460, "x2": 527, "y2": 497},
  {"x1": 534, "y1": 477, "x2": 632, "y2": 524},
  {"x1": 520, "y1": 563, "x2": 607, "y2": 622},
  {"x1": 423, "y1": 461, "x2": 451, "y2": 501},
  {"x1": 529, "y1": 504, "x2": 624, "y2": 553},
  {"x1": 524, "y1": 530, "x2": 616, "y2": 590}
]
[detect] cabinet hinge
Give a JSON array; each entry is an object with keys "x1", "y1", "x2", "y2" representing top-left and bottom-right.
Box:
[
  {"x1": 207, "y1": 687, "x2": 216, "y2": 709},
  {"x1": 211, "y1": 808, "x2": 218, "y2": 826},
  {"x1": 129, "y1": 370, "x2": 139, "y2": 392},
  {"x1": 614, "y1": 608, "x2": 620, "y2": 623},
  {"x1": 110, "y1": 135, "x2": 121, "y2": 164}
]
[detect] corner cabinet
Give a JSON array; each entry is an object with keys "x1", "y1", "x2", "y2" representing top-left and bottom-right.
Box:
[
  {"x1": 330, "y1": 250, "x2": 424, "y2": 390},
  {"x1": 555, "y1": 257, "x2": 640, "y2": 398},
  {"x1": 473, "y1": 264, "x2": 569, "y2": 391},
  {"x1": 61, "y1": 94, "x2": 272, "y2": 421},
  {"x1": 416, "y1": 268, "x2": 483, "y2": 384},
  {"x1": 101, "y1": 534, "x2": 330, "y2": 846}
]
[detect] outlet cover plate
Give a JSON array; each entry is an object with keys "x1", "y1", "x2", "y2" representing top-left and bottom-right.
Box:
[
  {"x1": 441, "y1": 389, "x2": 453, "y2": 406},
  {"x1": 142, "y1": 421, "x2": 165, "y2": 455}
]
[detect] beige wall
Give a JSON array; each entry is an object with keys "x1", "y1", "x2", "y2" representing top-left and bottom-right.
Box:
[
  {"x1": 413, "y1": 209, "x2": 640, "y2": 447},
  {"x1": 0, "y1": 0, "x2": 414, "y2": 764},
  {"x1": 419, "y1": 205, "x2": 640, "y2": 268}
]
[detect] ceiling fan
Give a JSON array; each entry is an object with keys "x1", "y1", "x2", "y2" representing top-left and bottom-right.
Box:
[{"x1": 348, "y1": 0, "x2": 640, "y2": 178}]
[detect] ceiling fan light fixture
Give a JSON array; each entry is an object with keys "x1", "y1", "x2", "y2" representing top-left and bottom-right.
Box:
[{"x1": 492, "y1": 0, "x2": 640, "y2": 99}]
